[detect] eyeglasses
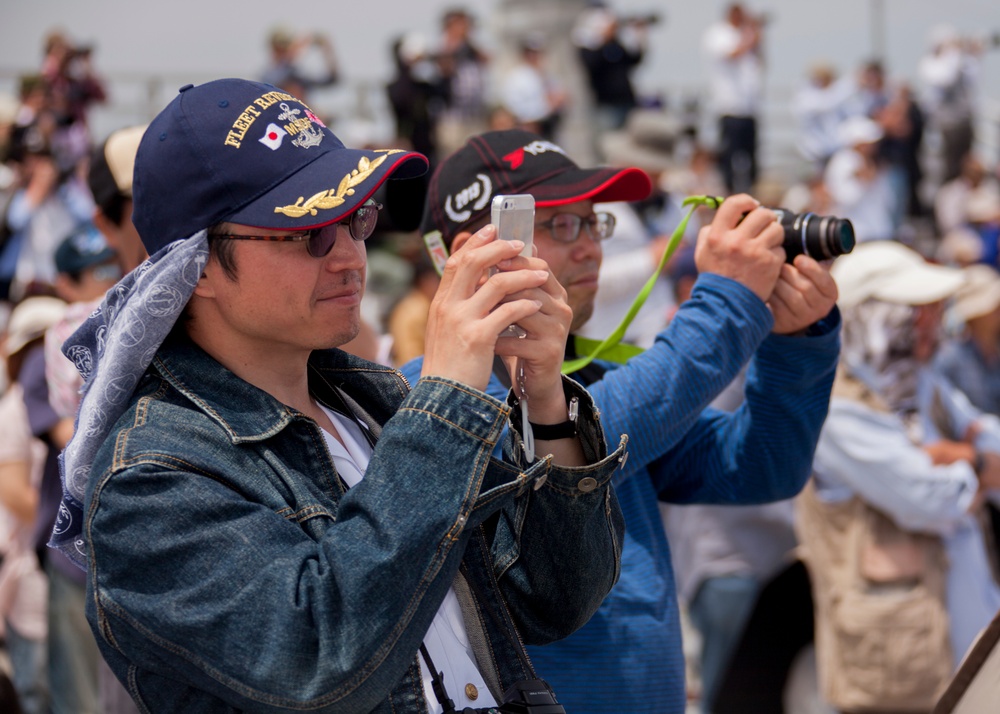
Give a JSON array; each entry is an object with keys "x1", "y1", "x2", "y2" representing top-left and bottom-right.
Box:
[
  {"x1": 211, "y1": 201, "x2": 382, "y2": 257},
  {"x1": 536, "y1": 212, "x2": 616, "y2": 244}
]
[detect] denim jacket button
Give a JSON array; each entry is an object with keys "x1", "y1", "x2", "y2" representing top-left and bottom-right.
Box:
[
  {"x1": 577, "y1": 477, "x2": 598, "y2": 493},
  {"x1": 457, "y1": 514, "x2": 467, "y2": 528},
  {"x1": 532, "y1": 473, "x2": 548, "y2": 491},
  {"x1": 465, "y1": 683, "x2": 479, "y2": 700}
]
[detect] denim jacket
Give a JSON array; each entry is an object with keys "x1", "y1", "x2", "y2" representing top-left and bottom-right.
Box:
[{"x1": 83, "y1": 337, "x2": 625, "y2": 713}]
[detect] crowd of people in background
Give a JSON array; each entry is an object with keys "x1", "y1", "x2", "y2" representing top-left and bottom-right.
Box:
[{"x1": 1, "y1": 2, "x2": 999, "y2": 713}]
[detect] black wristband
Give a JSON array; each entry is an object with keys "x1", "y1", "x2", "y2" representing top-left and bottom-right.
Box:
[
  {"x1": 528, "y1": 397, "x2": 579, "y2": 440},
  {"x1": 528, "y1": 420, "x2": 578, "y2": 440}
]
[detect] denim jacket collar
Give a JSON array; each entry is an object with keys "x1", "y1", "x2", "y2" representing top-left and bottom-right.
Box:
[{"x1": 151, "y1": 337, "x2": 406, "y2": 444}]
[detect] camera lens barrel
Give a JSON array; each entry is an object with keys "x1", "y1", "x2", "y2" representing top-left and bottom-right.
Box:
[{"x1": 773, "y1": 209, "x2": 855, "y2": 262}]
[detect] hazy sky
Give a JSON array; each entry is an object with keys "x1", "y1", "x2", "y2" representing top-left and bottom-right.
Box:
[
  {"x1": 2, "y1": 0, "x2": 998, "y2": 146},
  {"x1": 4, "y1": 0, "x2": 998, "y2": 84}
]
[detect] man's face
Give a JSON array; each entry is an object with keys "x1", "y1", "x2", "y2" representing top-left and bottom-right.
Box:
[
  {"x1": 532, "y1": 200, "x2": 603, "y2": 332},
  {"x1": 192, "y1": 222, "x2": 367, "y2": 357}
]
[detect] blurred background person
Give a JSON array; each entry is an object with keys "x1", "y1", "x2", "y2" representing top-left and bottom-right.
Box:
[
  {"x1": 935, "y1": 264, "x2": 1000, "y2": 416},
  {"x1": 7, "y1": 75, "x2": 50, "y2": 168},
  {"x1": 500, "y1": 33, "x2": 567, "y2": 141},
  {"x1": 434, "y1": 6, "x2": 489, "y2": 156},
  {"x1": 792, "y1": 61, "x2": 854, "y2": 170},
  {"x1": 935, "y1": 263, "x2": 1000, "y2": 572},
  {"x1": 703, "y1": 2, "x2": 765, "y2": 195},
  {"x1": 87, "y1": 124, "x2": 146, "y2": 275},
  {"x1": 845, "y1": 59, "x2": 927, "y2": 229},
  {"x1": 876, "y1": 82, "x2": 926, "y2": 223},
  {"x1": 573, "y1": 5, "x2": 650, "y2": 135},
  {"x1": 0, "y1": 295, "x2": 68, "y2": 714},
  {"x1": 260, "y1": 26, "x2": 339, "y2": 102},
  {"x1": 486, "y1": 103, "x2": 517, "y2": 131},
  {"x1": 935, "y1": 154, "x2": 1000, "y2": 236},
  {"x1": 845, "y1": 59, "x2": 889, "y2": 121},
  {"x1": 45, "y1": 225, "x2": 119, "y2": 420},
  {"x1": 39, "y1": 225, "x2": 120, "y2": 714},
  {"x1": 823, "y1": 116, "x2": 896, "y2": 243},
  {"x1": 799, "y1": 241, "x2": 1000, "y2": 713},
  {"x1": 386, "y1": 32, "x2": 447, "y2": 166},
  {"x1": 934, "y1": 153, "x2": 1000, "y2": 267},
  {"x1": 918, "y1": 25, "x2": 986, "y2": 184},
  {"x1": 660, "y1": 142, "x2": 728, "y2": 237},
  {"x1": 582, "y1": 108, "x2": 688, "y2": 349},
  {"x1": 0, "y1": 124, "x2": 93, "y2": 301},
  {"x1": 385, "y1": 249, "x2": 439, "y2": 368},
  {"x1": 38, "y1": 30, "x2": 106, "y2": 171}
]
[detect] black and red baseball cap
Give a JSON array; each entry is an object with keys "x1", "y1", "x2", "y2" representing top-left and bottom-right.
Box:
[{"x1": 421, "y1": 130, "x2": 652, "y2": 248}]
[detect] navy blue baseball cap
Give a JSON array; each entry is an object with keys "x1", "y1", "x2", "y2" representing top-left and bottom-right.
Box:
[{"x1": 132, "y1": 78, "x2": 428, "y2": 255}]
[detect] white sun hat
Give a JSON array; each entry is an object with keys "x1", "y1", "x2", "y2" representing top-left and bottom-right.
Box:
[{"x1": 832, "y1": 240, "x2": 965, "y2": 310}]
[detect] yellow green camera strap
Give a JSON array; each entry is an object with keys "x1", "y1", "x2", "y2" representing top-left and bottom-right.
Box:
[{"x1": 562, "y1": 196, "x2": 722, "y2": 373}]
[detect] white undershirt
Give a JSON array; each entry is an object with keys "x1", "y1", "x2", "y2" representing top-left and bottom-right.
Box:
[{"x1": 316, "y1": 404, "x2": 497, "y2": 713}]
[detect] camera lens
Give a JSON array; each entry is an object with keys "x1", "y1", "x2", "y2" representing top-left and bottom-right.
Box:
[{"x1": 773, "y1": 209, "x2": 855, "y2": 262}]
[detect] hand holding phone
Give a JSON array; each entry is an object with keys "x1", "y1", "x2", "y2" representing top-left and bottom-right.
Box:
[{"x1": 491, "y1": 194, "x2": 535, "y2": 338}]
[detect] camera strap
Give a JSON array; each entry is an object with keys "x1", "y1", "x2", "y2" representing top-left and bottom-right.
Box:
[
  {"x1": 562, "y1": 195, "x2": 721, "y2": 374},
  {"x1": 419, "y1": 643, "x2": 461, "y2": 714},
  {"x1": 420, "y1": 562, "x2": 567, "y2": 713}
]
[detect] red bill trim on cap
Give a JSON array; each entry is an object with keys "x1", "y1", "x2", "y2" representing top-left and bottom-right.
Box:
[{"x1": 533, "y1": 166, "x2": 652, "y2": 208}]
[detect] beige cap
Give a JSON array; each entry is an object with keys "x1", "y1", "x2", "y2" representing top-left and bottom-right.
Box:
[
  {"x1": 104, "y1": 125, "x2": 146, "y2": 197},
  {"x1": 4, "y1": 296, "x2": 67, "y2": 356},
  {"x1": 953, "y1": 264, "x2": 1000, "y2": 322},
  {"x1": 833, "y1": 241, "x2": 965, "y2": 310}
]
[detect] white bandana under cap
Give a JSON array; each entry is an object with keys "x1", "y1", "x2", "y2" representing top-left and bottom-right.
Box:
[{"x1": 50, "y1": 231, "x2": 209, "y2": 569}]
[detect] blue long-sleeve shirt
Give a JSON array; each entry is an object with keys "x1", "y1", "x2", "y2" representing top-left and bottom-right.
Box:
[{"x1": 401, "y1": 272, "x2": 840, "y2": 713}]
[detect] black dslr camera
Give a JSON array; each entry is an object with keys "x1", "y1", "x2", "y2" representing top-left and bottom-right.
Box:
[{"x1": 772, "y1": 209, "x2": 855, "y2": 263}]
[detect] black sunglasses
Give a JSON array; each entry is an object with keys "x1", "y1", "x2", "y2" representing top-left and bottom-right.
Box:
[{"x1": 212, "y1": 201, "x2": 383, "y2": 257}]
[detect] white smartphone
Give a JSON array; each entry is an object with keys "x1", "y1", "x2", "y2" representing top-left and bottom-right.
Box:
[
  {"x1": 491, "y1": 194, "x2": 536, "y2": 338},
  {"x1": 491, "y1": 194, "x2": 535, "y2": 258}
]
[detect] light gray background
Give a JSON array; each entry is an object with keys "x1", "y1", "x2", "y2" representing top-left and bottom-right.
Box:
[{"x1": 2, "y1": 0, "x2": 998, "y2": 162}]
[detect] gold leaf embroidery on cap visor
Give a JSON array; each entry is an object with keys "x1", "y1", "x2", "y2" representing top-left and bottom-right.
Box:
[{"x1": 273, "y1": 150, "x2": 405, "y2": 218}]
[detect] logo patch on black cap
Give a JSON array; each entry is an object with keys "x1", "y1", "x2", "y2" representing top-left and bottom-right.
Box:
[
  {"x1": 503, "y1": 140, "x2": 567, "y2": 169},
  {"x1": 445, "y1": 172, "x2": 492, "y2": 223}
]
